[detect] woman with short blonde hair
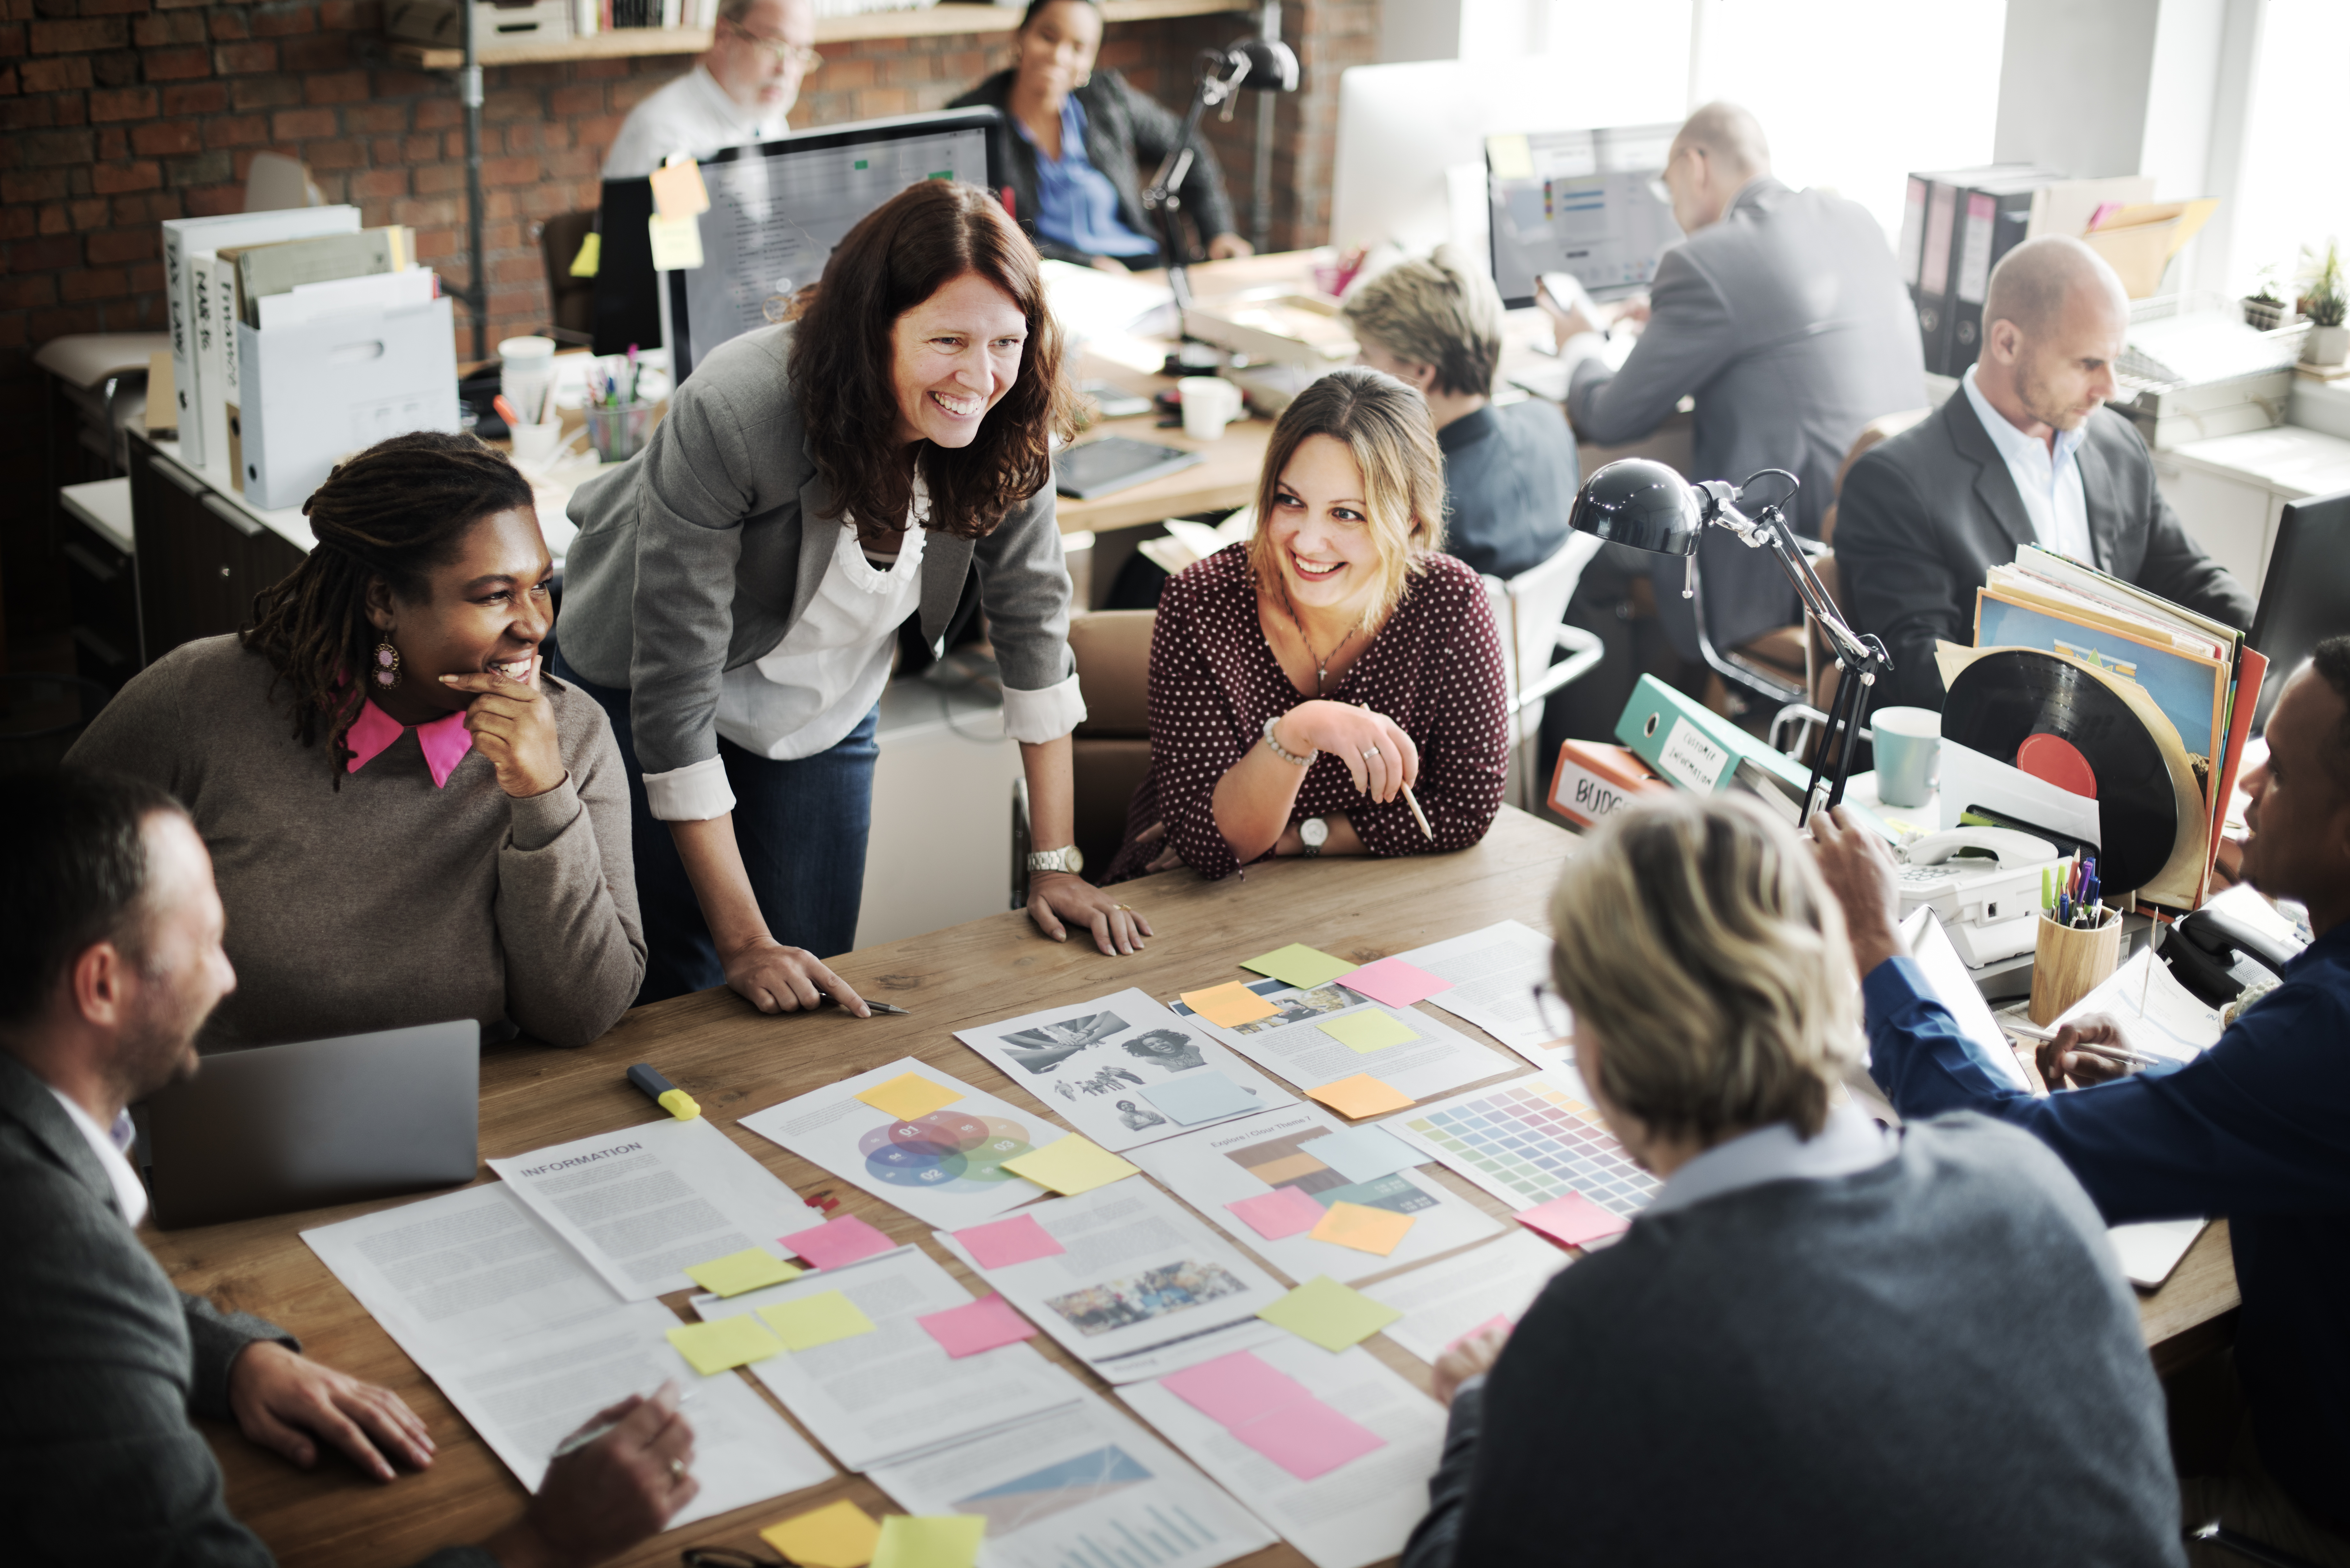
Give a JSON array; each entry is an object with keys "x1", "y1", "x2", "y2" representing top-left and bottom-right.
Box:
[
  {"x1": 1400, "y1": 793, "x2": 2187, "y2": 1568},
  {"x1": 1102, "y1": 368, "x2": 1507, "y2": 881}
]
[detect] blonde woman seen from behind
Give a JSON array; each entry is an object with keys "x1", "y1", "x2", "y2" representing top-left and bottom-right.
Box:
[{"x1": 1401, "y1": 793, "x2": 2185, "y2": 1568}]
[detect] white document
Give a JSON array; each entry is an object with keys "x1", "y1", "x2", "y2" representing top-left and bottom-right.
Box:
[
  {"x1": 935, "y1": 1181, "x2": 1288, "y2": 1383},
  {"x1": 738, "y1": 1057, "x2": 1052, "y2": 1233},
  {"x1": 2053, "y1": 947, "x2": 2227, "y2": 1064},
  {"x1": 2108, "y1": 1217, "x2": 2210, "y2": 1289},
  {"x1": 1899, "y1": 907, "x2": 2032, "y2": 1091},
  {"x1": 955, "y1": 987, "x2": 1293, "y2": 1152},
  {"x1": 258, "y1": 267, "x2": 436, "y2": 329},
  {"x1": 870, "y1": 1374, "x2": 1277, "y2": 1568},
  {"x1": 1125, "y1": 1102, "x2": 1501, "y2": 1285},
  {"x1": 302, "y1": 1182, "x2": 830, "y2": 1525},
  {"x1": 1379, "y1": 919, "x2": 1564, "y2": 1066},
  {"x1": 487, "y1": 1117, "x2": 810, "y2": 1301},
  {"x1": 1118, "y1": 1339, "x2": 1447, "y2": 1568},
  {"x1": 1359, "y1": 1231, "x2": 1571, "y2": 1364},
  {"x1": 690, "y1": 1246, "x2": 1079, "y2": 1473},
  {"x1": 1178, "y1": 983, "x2": 1513, "y2": 1103}
]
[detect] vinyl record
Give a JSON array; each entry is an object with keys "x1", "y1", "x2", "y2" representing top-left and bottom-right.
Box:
[{"x1": 1941, "y1": 649, "x2": 2179, "y2": 895}]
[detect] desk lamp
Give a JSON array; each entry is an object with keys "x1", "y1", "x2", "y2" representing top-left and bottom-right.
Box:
[
  {"x1": 1567, "y1": 458, "x2": 1891, "y2": 825},
  {"x1": 1141, "y1": 37, "x2": 1300, "y2": 311}
]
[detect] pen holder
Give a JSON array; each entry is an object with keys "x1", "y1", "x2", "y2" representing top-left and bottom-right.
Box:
[
  {"x1": 2028, "y1": 908, "x2": 2124, "y2": 1027},
  {"x1": 584, "y1": 400, "x2": 655, "y2": 464}
]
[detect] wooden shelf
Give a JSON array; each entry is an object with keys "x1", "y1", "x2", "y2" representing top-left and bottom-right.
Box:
[{"x1": 387, "y1": 0, "x2": 1253, "y2": 69}]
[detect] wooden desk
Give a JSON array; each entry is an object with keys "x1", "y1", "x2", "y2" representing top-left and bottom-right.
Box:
[{"x1": 146, "y1": 807, "x2": 2237, "y2": 1566}]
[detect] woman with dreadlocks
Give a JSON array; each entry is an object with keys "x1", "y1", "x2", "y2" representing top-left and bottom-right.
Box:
[{"x1": 67, "y1": 431, "x2": 644, "y2": 1050}]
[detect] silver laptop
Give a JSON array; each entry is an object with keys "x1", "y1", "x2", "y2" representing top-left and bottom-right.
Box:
[{"x1": 140, "y1": 1021, "x2": 480, "y2": 1229}]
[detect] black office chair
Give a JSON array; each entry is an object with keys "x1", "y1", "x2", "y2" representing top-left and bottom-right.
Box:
[{"x1": 539, "y1": 210, "x2": 598, "y2": 348}]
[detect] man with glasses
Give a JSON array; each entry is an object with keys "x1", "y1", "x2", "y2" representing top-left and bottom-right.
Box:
[{"x1": 602, "y1": 0, "x2": 818, "y2": 180}]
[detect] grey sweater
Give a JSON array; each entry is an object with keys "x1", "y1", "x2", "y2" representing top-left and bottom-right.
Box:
[
  {"x1": 67, "y1": 636, "x2": 644, "y2": 1050},
  {"x1": 1404, "y1": 1114, "x2": 2185, "y2": 1568}
]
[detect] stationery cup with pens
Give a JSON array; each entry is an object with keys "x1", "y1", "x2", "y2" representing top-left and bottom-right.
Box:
[
  {"x1": 586, "y1": 347, "x2": 655, "y2": 463},
  {"x1": 2028, "y1": 853, "x2": 2124, "y2": 1026}
]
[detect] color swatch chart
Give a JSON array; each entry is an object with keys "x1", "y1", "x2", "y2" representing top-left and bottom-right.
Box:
[{"x1": 1392, "y1": 1077, "x2": 1660, "y2": 1217}]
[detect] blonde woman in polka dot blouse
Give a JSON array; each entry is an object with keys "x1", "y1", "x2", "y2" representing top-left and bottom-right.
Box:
[{"x1": 1105, "y1": 368, "x2": 1509, "y2": 883}]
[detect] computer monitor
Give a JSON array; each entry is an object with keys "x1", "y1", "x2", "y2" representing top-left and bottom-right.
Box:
[
  {"x1": 2248, "y1": 487, "x2": 2350, "y2": 734},
  {"x1": 1486, "y1": 123, "x2": 1682, "y2": 309}
]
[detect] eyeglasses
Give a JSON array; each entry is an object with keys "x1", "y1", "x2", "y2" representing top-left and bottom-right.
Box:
[
  {"x1": 1529, "y1": 980, "x2": 1572, "y2": 1041},
  {"x1": 1646, "y1": 176, "x2": 1672, "y2": 204},
  {"x1": 723, "y1": 19, "x2": 823, "y2": 71}
]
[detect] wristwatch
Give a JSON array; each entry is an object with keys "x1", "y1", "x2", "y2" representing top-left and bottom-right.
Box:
[
  {"x1": 1298, "y1": 818, "x2": 1329, "y2": 858},
  {"x1": 1027, "y1": 844, "x2": 1085, "y2": 875}
]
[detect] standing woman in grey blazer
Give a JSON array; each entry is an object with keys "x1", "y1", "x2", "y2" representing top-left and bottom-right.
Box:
[{"x1": 557, "y1": 179, "x2": 1148, "y2": 1012}]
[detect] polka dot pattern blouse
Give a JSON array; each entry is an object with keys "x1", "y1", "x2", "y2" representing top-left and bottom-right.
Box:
[{"x1": 1104, "y1": 543, "x2": 1509, "y2": 884}]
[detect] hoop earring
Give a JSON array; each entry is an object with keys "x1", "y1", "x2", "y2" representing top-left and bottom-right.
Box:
[{"x1": 371, "y1": 639, "x2": 402, "y2": 691}]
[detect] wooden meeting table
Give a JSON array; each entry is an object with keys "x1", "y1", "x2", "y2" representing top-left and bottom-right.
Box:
[{"x1": 146, "y1": 808, "x2": 2236, "y2": 1567}]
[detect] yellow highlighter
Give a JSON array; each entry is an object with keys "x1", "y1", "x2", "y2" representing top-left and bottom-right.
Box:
[{"x1": 627, "y1": 1062, "x2": 700, "y2": 1120}]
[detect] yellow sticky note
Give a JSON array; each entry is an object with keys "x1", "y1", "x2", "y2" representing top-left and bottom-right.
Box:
[
  {"x1": 685, "y1": 1247, "x2": 802, "y2": 1298},
  {"x1": 666, "y1": 1314, "x2": 782, "y2": 1375},
  {"x1": 1486, "y1": 132, "x2": 1534, "y2": 181},
  {"x1": 871, "y1": 1514, "x2": 987, "y2": 1568},
  {"x1": 1308, "y1": 1073, "x2": 1415, "y2": 1119},
  {"x1": 648, "y1": 211, "x2": 703, "y2": 271},
  {"x1": 1317, "y1": 1011, "x2": 1420, "y2": 1052},
  {"x1": 1256, "y1": 1273, "x2": 1404, "y2": 1352},
  {"x1": 567, "y1": 230, "x2": 601, "y2": 277},
  {"x1": 760, "y1": 1499, "x2": 883, "y2": 1568},
  {"x1": 648, "y1": 156, "x2": 710, "y2": 219},
  {"x1": 1308, "y1": 1200, "x2": 1415, "y2": 1256},
  {"x1": 1242, "y1": 944, "x2": 1358, "y2": 988},
  {"x1": 757, "y1": 1289, "x2": 878, "y2": 1351},
  {"x1": 999, "y1": 1134, "x2": 1139, "y2": 1196},
  {"x1": 1181, "y1": 981, "x2": 1279, "y2": 1028},
  {"x1": 855, "y1": 1071, "x2": 965, "y2": 1122}
]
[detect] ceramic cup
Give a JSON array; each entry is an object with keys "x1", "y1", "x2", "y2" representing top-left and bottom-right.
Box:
[
  {"x1": 1871, "y1": 705, "x2": 1942, "y2": 809},
  {"x1": 1179, "y1": 375, "x2": 1244, "y2": 441},
  {"x1": 508, "y1": 420, "x2": 567, "y2": 470},
  {"x1": 497, "y1": 335, "x2": 558, "y2": 429}
]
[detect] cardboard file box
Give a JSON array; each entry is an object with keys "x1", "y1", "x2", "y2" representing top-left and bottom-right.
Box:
[{"x1": 235, "y1": 297, "x2": 461, "y2": 510}]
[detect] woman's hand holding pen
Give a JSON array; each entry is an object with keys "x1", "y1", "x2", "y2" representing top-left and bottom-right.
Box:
[{"x1": 1279, "y1": 700, "x2": 1420, "y2": 803}]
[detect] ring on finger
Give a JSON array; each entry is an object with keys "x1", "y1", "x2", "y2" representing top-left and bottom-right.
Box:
[{"x1": 669, "y1": 1458, "x2": 689, "y2": 1481}]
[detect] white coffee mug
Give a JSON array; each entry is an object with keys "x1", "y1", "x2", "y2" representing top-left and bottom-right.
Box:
[
  {"x1": 1871, "y1": 705, "x2": 1942, "y2": 809},
  {"x1": 508, "y1": 420, "x2": 567, "y2": 471},
  {"x1": 498, "y1": 335, "x2": 558, "y2": 427},
  {"x1": 1179, "y1": 376, "x2": 1243, "y2": 441}
]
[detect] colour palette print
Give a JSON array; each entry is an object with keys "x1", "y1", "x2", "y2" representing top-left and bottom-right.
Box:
[{"x1": 1385, "y1": 1073, "x2": 1660, "y2": 1216}]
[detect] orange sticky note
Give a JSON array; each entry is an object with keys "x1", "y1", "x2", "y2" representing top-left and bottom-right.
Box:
[
  {"x1": 648, "y1": 157, "x2": 709, "y2": 219},
  {"x1": 1182, "y1": 982, "x2": 1278, "y2": 1028},
  {"x1": 1308, "y1": 1073, "x2": 1414, "y2": 1119},
  {"x1": 1308, "y1": 1200, "x2": 1414, "y2": 1256}
]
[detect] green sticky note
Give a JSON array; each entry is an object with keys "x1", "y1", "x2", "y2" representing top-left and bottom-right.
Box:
[
  {"x1": 685, "y1": 1247, "x2": 802, "y2": 1298},
  {"x1": 757, "y1": 1289, "x2": 879, "y2": 1352},
  {"x1": 666, "y1": 1314, "x2": 782, "y2": 1375},
  {"x1": 1241, "y1": 944, "x2": 1360, "y2": 988},
  {"x1": 871, "y1": 1514, "x2": 986, "y2": 1568},
  {"x1": 1316, "y1": 1010, "x2": 1421, "y2": 1052},
  {"x1": 1256, "y1": 1274, "x2": 1404, "y2": 1352}
]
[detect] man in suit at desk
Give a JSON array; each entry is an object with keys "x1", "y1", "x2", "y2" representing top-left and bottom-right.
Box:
[
  {"x1": 0, "y1": 767, "x2": 695, "y2": 1567},
  {"x1": 1542, "y1": 101, "x2": 1925, "y2": 720},
  {"x1": 1836, "y1": 236, "x2": 2254, "y2": 711}
]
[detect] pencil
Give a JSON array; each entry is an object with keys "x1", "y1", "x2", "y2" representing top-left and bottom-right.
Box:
[
  {"x1": 1401, "y1": 783, "x2": 1433, "y2": 841},
  {"x1": 2067, "y1": 1041, "x2": 2161, "y2": 1070}
]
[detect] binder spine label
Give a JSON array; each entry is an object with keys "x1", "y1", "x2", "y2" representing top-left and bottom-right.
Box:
[
  {"x1": 1956, "y1": 192, "x2": 1997, "y2": 304},
  {"x1": 1656, "y1": 718, "x2": 1731, "y2": 793},
  {"x1": 1898, "y1": 176, "x2": 1927, "y2": 287}
]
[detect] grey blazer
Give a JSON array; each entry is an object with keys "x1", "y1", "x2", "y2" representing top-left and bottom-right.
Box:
[
  {"x1": 1569, "y1": 177, "x2": 1927, "y2": 657},
  {"x1": 0, "y1": 1052, "x2": 491, "y2": 1566},
  {"x1": 1836, "y1": 391, "x2": 2255, "y2": 712},
  {"x1": 559, "y1": 324, "x2": 1078, "y2": 778}
]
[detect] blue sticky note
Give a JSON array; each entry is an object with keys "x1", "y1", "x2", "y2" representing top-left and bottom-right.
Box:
[
  {"x1": 1307, "y1": 1126, "x2": 1423, "y2": 1185},
  {"x1": 1141, "y1": 1071, "x2": 1264, "y2": 1126}
]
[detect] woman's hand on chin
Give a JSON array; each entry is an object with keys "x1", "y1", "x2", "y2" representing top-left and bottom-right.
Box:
[
  {"x1": 442, "y1": 665, "x2": 567, "y2": 798},
  {"x1": 1028, "y1": 870, "x2": 1152, "y2": 955}
]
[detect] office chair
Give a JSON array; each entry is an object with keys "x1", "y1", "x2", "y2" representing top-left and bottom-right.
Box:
[{"x1": 1481, "y1": 535, "x2": 1607, "y2": 811}]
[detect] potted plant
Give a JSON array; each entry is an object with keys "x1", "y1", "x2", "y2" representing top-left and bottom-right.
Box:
[
  {"x1": 2302, "y1": 242, "x2": 2347, "y2": 368},
  {"x1": 2244, "y1": 267, "x2": 2293, "y2": 332}
]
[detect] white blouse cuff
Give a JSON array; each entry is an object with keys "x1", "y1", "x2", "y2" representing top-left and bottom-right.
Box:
[
  {"x1": 1003, "y1": 671, "x2": 1088, "y2": 745},
  {"x1": 643, "y1": 755, "x2": 736, "y2": 822}
]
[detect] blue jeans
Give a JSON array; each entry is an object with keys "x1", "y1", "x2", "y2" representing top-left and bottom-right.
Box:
[{"x1": 552, "y1": 646, "x2": 878, "y2": 1006}]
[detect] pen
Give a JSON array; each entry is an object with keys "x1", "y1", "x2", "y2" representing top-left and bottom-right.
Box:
[
  {"x1": 493, "y1": 394, "x2": 522, "y2": 428},
  {"x1": 1401, "y1": 783, "x2": 1434, "y2": 841},
  {"x1": 626, "y1": 1062, "x2": 700, "y2": 1120},
  {"x1": 550, "y1": 1386, "x2": 694, "y2": 1461},
  {"x1": 815, "y1": 995, "x2": 911, "y2": 1016},
  {"x1": 2067, "y1": 1041, "x2": 2161, "y2": 1071}
]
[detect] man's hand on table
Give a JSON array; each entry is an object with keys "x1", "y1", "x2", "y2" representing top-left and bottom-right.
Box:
[
  {"x1": 1028, "y1": 870, "x2": 1152, "y2": 955},
  {"x1": 486, "y1": 1385, "x2": 697, "y2": 1568},
  {"x1": 228, "y1": 1339, "x2": 434, "y2": 1482},
  {"x1": 1810, "y1": 807, "x2": 1907, "y2": 980},
  {"x1": 2039, "y1": 1014, "x2": 2139, "y2": 1090}
]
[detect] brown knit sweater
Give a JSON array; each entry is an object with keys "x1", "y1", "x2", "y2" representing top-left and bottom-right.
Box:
[{"x1": 67, "y1": 636, "x2": 644, "y2": 1050}]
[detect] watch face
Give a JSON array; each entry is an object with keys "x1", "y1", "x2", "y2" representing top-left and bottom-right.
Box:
[{"x1": 1300, "y1": 817, "x2": 1328, "y2": 847}]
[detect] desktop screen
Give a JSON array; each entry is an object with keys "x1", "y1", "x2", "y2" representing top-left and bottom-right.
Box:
[
  {"x1": 2249, "y1": 488, "x2": 2350, "y2": 735},
  {"x1": 1486, "y1": 122, "x2": 1683, "y2": 308}
]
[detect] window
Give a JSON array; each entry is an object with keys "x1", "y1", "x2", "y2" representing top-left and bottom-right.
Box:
[{"x1": 2225, "y1": 0, "x2": 2350, "y2": 296}]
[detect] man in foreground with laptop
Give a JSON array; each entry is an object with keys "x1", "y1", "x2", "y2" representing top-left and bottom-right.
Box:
[{"x1": 0, "y1": 767, "x2": 696, "y2": 1567}]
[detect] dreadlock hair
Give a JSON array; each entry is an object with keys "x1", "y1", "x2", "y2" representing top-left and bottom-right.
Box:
[{"x1": 240, "y1": 431, "x2": 534, "y2": 785}]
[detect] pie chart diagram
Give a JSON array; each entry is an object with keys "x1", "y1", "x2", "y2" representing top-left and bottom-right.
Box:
[{"x1": 860, "y1": 1110, "x2": 1034, "y2": 1191}]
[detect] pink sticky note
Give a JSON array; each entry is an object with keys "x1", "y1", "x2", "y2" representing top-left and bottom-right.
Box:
[
  {"x1": 916, "y1": 1293, "x2": 1038, "y2": 1358},
  {"x1": 1224, "y1": 1185, "x2": 1328, "y2": 1241},
  {"x1": 954, "y1": 1213, "x2": 1066, "y2": 1270},
  {"x1": 779, "y1": 1214, "x2": 896, "y2": 1271},
  {"x1": 1231, "y1": 1397, "x2": 1389, "y2": 1480},
  {"x1": 1440, "y1": 1314, "x2": 1515, "y2": 1358},
  {"x1": 1159, "y1": 1351, "x2": 1315, "y2": 1428},
  {"x1": 1340, "y1": 956, "x2": 1450, "y2": 1009},
  {"x1": 1519, "y1": 1192, "x2": 1633, "y2": 1249}
]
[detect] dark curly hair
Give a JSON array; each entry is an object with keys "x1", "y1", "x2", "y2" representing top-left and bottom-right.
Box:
[
  {"x1": 787, "y1": 179, "x2": 1076, "y2": 541},
  {"x1": 240, "y1": 431, "x2": 533, "y2": 784}
]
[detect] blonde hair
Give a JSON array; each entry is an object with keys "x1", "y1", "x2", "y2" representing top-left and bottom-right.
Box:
[
  {"x1": 1339, "y1": 245, "x2": 1505, "y2": 398},
  {"x1": 1547, "y1": 793, "x2": 1859, "y2": 1143},
  {"x1": 1244, "y1": 367, "x2": 1445, "y2": 627}
]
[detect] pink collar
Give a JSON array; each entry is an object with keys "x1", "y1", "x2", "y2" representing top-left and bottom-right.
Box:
[{"x1": 345, "y1": 700, "x2": 474, "y2": 787}]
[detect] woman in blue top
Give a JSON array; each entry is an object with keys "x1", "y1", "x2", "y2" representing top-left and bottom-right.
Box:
[{"x1": 948, "y1": 0, "x2": 1253, "y2": 271}]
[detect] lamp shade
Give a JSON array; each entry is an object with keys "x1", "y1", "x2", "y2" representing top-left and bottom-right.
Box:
[{"x1": 1567, "y1": 458, "x2": 1704, "y2": 556}]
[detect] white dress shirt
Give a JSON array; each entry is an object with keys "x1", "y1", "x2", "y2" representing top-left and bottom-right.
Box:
[
  {"x1": 47, "y1": 1086, "x2": 149, "y2": 1227},
  {"x1": 1641, "y1": 1101, "x2": 1898, "y2": 1220},
  {"x1": 600, "y1": 64, "x2": 789, "y2": 181},
  {"x1": 1961, "y1": 365, "x2": 2094, "y2": 566}
]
